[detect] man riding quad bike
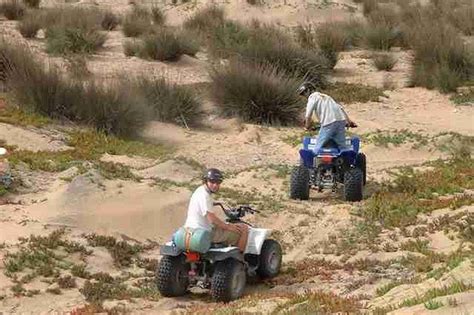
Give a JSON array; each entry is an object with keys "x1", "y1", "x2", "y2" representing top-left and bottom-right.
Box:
[
  {"x1": 290, "y1": 82, "x2": 366, "y2": 201},
  {"x1": 156, "y1": 169, "x2": 282, "y2": 302}
]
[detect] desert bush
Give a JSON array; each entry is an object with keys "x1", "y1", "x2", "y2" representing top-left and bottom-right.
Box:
[
  {"x1": 316, "y1": 22, "x2": 350, "y2": 68},
  {"x1": 0, "y1": 0, "x2": 25, "y2": 20},
  {"x1": 139, "y1": 29, "x2": 199, "y2": 61},
  {"x1": 207, "y1": 20, "x2": 250, "y2": 57},
  {"x1": 367, "y1": 5, "x2": 400, "y2": 29},
  {"x1": 41, "y1": 7, "x2": 103, "y2": 31},
  {"x1": 23, "y1": 0, "x2": 40, "y2": 8},
  {"x1": 122, "y1": 6, "x2": 152, "y2": 37},
  {"x1": 211, "y1": 61, "x2": 302, "y2": 125},
  {"x1": 77, "y1": 81, "x2": 150, "y2": 137},
  {"x1": 365, "y1": 24, "x2": 398, "y2": 50},
  {"x1": 448, "y1": 4, "x2": 473, "y2": 36},
  {"x1": 46, "y1": 27, "x2": 106, "y2": 54},
  {"x1": 183, "y1": 6, "x2": 225, "y2": 33},
  {"x1": 17, "y1": 11, "x2": 42, "y2": 38},
  {"x1": 101, "y1": 11, "x2": 120, "y2": 31},
  {"x1": 123, "y1": 39, "x2": 141, "y2": 56},
  {"x1": 361, "y1": 0, "x2": 377, "y2": 16},
  {"x1": 295, "y1": 24, "x2": 317, "y2": 50},
  {"x1": 151, "y1": 6, "x2": 165, "y2": 25},
  {"x1": 237, "y1": 24, "x2": 329, "y2": 86},
  {"x1": 373, "y1": 52, "x2": 397, "y2": 71},
  {"x1": 136, "y1": 77, "x2": 203, "y2": 127},
  {"x1": 1, "y1": 42, "x2": 150, "y2": 137}
]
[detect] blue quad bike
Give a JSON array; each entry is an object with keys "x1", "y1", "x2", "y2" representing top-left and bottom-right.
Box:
[
  {"x1": 156, "y1": 203, "x2": 282, "y2": 302},
  {"x1": 290, "y1": 132, "x2": 366, "y2": 202}
]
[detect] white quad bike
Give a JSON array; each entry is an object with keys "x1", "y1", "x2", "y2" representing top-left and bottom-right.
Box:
[{"x1": 156, "y1": 203, "x2": 282, "y2": 302}]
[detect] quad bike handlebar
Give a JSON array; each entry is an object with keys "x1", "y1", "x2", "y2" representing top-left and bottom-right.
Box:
[{"x1": 213, "y1": 202, "x2": 259, "y2": 222}]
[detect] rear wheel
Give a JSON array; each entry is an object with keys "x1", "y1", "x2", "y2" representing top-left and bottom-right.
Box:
[
  {"x1": 211, "y1": 259, "x2": 246, "y2": 302},
  {"x1": 156, "y1": 255, "x2": 189, "y2": 297},
  {"x1": 343, "y1": 168, "x2": 363, "y2": 202},
  {"x1": 290, "y1": 165, "x2": 310, "y2": 200},
  {"x1": 257, "y1": 239, "x2": 282, "y2": 279}
]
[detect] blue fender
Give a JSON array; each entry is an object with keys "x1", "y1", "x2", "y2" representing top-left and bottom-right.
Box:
[{"x1": 299, "y1": 149, "x2": 315, "y2": 168}]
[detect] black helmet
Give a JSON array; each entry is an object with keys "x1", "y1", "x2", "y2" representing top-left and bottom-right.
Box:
[
  {"x1": 203, "y1": 168, "x2": 224, "y2": 183},
  {"x1": 297, "y1": 82, "x2": 316, "y2": 96}
]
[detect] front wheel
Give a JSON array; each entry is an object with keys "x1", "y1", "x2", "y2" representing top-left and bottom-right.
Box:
[
  {"x1": 211, "y1": 259, "x2": 246, "y2": 302},
  {"x1": 343, "y1": 168, "x2": 363, "y2": 202},
  {"x1": 290, "y1": 165, "x2": 310, "y2": 200},
  {"x1": 156, "y1": 255, "x2": 189, "y2": 297},
  {"x1": 257, "y1": 239, "x2": 282, "y2": 279},
  {"x1": 356, "y1": 153, "x2": 367, "y2": 186}
]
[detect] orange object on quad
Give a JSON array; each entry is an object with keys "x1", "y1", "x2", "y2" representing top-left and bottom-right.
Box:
[{"x1": 185, "y1": 251, "x2": 200, "y2": 262}]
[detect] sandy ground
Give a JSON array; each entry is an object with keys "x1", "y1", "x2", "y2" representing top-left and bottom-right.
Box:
[{"x1": 0, "y1": 0, "x2": 473, "y2": 313}]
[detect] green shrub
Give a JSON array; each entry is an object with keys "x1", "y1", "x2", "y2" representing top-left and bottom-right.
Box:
[
  {"x1": 101, "y1": 11, "x2": 120, "y2": 31},
  {"x1": 365, "y1": 24, "x2": 397, "y2": 50},
  {"x1": 1, "y1": 42, "x2": 150, "y2": 137},
  {"x1": 123, "y1": 39, "x2": 141, "y2": 56},
  {"x1": 17, "y1": 11, "x2": 42, "y2": 38},
  {"x1": 316, "y1": 22, "x2": 349, "y2": 69},
  {"x1": 373, "y1": 52, "x2": 397, "y2": 71},
  {"x1": 139, "y1": 29, "x2": 199, "y2": 61},
  {"x1": 211, "y1": 61, "x2": 302, "y2": 125},
  {"x1": 237, "y1": 24, "x2": 329, "y2": 86},
  {"x1": 23, "y1": 0, "x2": 40, "y2": 8},
  {"x1": 136, "y1": 78, "x2": 203, "y2": 127},
  {"x1": 77, "y1": 82, "x2": 150, "y2": 137},
  {"x1": 207, "y1": 20, "x2": 250, "y2": 57},
  {"x1": 183, "y1": 6, "x2": 225, "y2": 33},
  {"x1": 295, "y1": 24, "x2": 317, "y2": 50},
  {"x1": 0, "y1": 0, "x2": 25, "y2": 20},
  {"x1": 151, "y1": 6, "x2": 165, "y2": 25},
  {"x1": 46, "y1": 27, "x2": 106, "y2": 54},
  {"x1": 122, "y1": 6, "x2": 152, "y2": 37}
]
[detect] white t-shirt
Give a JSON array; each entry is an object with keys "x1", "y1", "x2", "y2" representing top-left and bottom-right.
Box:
[
  {"x1": 305, "y1": 92, "x2": 346, "y2": 126},
  {"x1": 184, "y1": 185, "x2": 214, "y2": 231}
]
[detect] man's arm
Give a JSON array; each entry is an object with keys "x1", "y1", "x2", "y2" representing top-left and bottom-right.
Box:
[
  {"x1": 206, "y1": 212, "x2": 241, "y2": 233},
  {"x1": 338, "y1": 104, "x2": 357, "y2": 127},
  {"x1": 304, "y1": 94, "x2": 317, "y2": 130}
]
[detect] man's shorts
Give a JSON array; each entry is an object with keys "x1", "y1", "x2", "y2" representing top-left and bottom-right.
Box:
[{"x1": 212, "y1": 226, "x2": 240, "y2": 246}]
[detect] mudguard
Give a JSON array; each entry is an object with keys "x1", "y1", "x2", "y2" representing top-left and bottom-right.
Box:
[
  {"x1": 299, "y1": 149, "x2": 315, "y2": 168},
  {"x1": 205, "y1": 247, "x2": 244, "y2": 263},
  {"x1": 160, "y1": 242, "x2": 183, "y2": 256}
]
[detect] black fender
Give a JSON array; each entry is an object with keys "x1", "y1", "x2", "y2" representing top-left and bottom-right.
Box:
[
  {"x1": 160, "y1": 245, "x2": 184, "y2": 256},
  {"x1": 205, "y1": 248, "x2": 244, "y2": 263}
]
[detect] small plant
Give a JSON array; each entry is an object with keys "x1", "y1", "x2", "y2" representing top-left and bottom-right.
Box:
[
  {"x1": 101, "y1": 11, "x2": 120, "y2": 31},
  {"x1": 136, "y1": 77, "x2": 203, "y2": 127},
  {"x1": 151, "y1": 6, "x2": 165, "y2": 25},
  {"x1": 322, "y1": 82, "x2": 385, "y2": 104},
  {"x1": 0, "y1": 0, "x2": 25, "y2": 20},
  {"x1": 450, "y1": 88, "x2": 474, "y2": 106},
  {"x1": 23, "y1": 0, "x2": 40, "y2": 8},
  {"x1": 316, "y1": 22, "x2": 349, "y2": 68},
  {"x1": 46, "y1": 27, "x2": 106, "y2": 54},
  {"x1": 139, "y1": 29, "x2": 199, "y2": 61},
  {"x1": 373, "y1": 52, "x2": 397, "y2": 71},
  {"x1": 365, "y1": 24, "x2": 397, "y2": 50},
  {"x1": 211, "y1": 61, "x2": 302, "y2": 126},
  {"x1": 57, "y1": 275, "x2": 77, "y2": 289},
  {"x1": 295, "y1": 24, "x2": 317, "y2": 50},
  {"x1": 424, "y1": 299, "x2": 444, "y2": 310},
  {"x1": 183, "y1": 6, "x2": 225, "y2": 33},
  {"x1": 123, "y1": 39, "x2": 141, "y2": 56},
  {"x1": 122, "y1": 6, "x2": 152, "y2": 37},
  {"x1": 17, "y1": 11, "x2": 42, "y2": 38}
]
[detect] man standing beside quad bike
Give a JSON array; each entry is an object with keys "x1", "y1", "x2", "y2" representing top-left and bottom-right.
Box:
[
  {"x1": 298, "y1": 81, "x2": 358, "y2": 148},
  {"x1": 291, "y1": 81, "x2": 367, "y2": 201}
]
